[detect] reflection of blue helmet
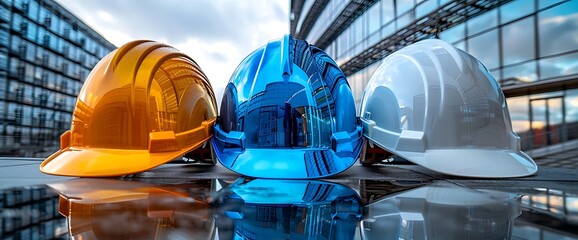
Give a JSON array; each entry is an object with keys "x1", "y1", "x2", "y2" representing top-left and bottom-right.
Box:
[
  {"x1": 214, "y1": 179, "x2": 362, "y2": 240},
  {"x1": 213, "y1": 35, "x2": 362, "y2": 178}
]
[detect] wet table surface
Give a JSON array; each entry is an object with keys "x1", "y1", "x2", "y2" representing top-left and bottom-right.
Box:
[{"x1": 0, "y1": 158, "x2": 577, "y2": 239}]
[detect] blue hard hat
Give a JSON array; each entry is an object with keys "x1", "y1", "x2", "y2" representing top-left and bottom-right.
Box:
[{"x1": 213, "y1": 35, "x2": 362, "y2": 179}]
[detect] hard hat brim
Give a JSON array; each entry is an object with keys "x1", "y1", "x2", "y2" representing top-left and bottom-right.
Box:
[
  {"x1": 40, "y1": 137, "x2": 210, "y2": 177},
  {"x1": 213, "y1": 140, "x2": 362, "y2": 179},
  {"x1": 367, "y1": 137, "x2": 538, "y2": 178}
]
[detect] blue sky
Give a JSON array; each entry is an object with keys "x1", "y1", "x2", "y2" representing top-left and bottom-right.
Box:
[{"x1": 55, "y1": 0, "x2": 290, "y2": 103}]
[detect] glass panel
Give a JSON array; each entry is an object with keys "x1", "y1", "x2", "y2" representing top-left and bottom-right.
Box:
[
  {"x1": 382, "y1": 0, "x2": 395, "y2": 24},
  {"x1": 338, "y1": 29, "x2": 349, "y2": 58},
  {"x1": 538, "y1": 0, "x2": 564, "y2": 9},
  {"x1": 565, "y1": 89, "x2": 578, "y2": 141},
  {"x1": 368, "y1": 2, "x2": 381, "y2": 34},
  {"x1": 396, "y1": 0, "x2": 414, "y2": 16},
  {"x1": 468, "y1": 29, "x2": 499, "y2": 69},
  {"x1": 348, "y1": 24, "x2": 356, "y2": 51},
  {"x1": 501, "y1": 61, "x2": 538, "y2": 85},
  {"x1": 381, "y1": 21, "x2": 395, "y2": 38},
  {"x1": 507, "y1": 96, "x2": 531, "y2": 150},
  {"x1": 539, "y1": 52, "x2": 578, "y2": 79},
  {"x1": 467, "y1": 9, "x2": 498, "y2": 36},
  {"x1": 548, "y1": 98, "x2": 563, "y2": 144},
  {"x1": 538, "y1": 0, "x2": 578, "y2": 57},
  {"x1": 502, "y1": 17, "x2": 535, "y2": 65},
  {"x1": 531, "y1": 99, "x2": 547, "y2": 148},
  {"x1": 368, "y1": 30, "x2": 380, "y2": 47},
  {"x1": 355, "y1": 16, "x2": 364, "y2": 46},
  {"x1": 416, "y1": 0, "x2": 437, "y2": 19},
  {"x1": 440, "y1": 23, "x2": 465, "y2": 43},
  {"x1": 396, "y1": 10, "x2": 414, "y2": 29},
  {"x1": 500, "y1": 0, "x2": 535, "y2": 24}
]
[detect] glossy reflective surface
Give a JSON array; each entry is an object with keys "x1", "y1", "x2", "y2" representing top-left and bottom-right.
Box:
[
  {"x1": 40, "y1": 41, "x2": 218, "y2": 177},
  {"x1": 214, "y1": 179, "x2": 362, "y2": 239},
  {"x1": 2, "y1": 178, "x2": 577, "y2": 239},
  {"x1": 360, "y1": 39, "x2": 537, "y2": 178},
  {"x1": 363, "y1": 184, "x2": 520, "y2": 239},
  {"x1": 214, "y1": 35, "x2": 362, "y2": 179},
  {"x1": 50, "y1": 179, "x2": 214, "y2": 239}
]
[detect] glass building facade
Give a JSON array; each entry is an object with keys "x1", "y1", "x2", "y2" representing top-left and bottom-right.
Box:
[
  {"x1": 0, "y1": 0, "x2": 115, "y2": 157},
  {"x1": 290, "y1": 0, "x2": 578, "y2": 151},
  {"x1": 0, "y1": 185, "x2": 66, "y2": 239}
]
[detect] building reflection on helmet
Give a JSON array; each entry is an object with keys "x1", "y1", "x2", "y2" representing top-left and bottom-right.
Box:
[{"x1": 214, "y1": 35, "x2": 362, "y2": 179}]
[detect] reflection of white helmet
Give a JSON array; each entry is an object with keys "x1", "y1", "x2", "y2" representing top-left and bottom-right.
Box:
[
  {"x1": 360, "y1": 39, "x2": 537, "y2": 178},
  {"x1": 361, "y1": 184, "x2": 520, "y2": 240}
]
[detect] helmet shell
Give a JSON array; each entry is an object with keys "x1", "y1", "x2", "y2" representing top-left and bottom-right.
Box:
[
  {"x1": 360, "y1": 39, "x2": 537, "y2": 178},
  {"x1": 41, "y1": 40, "x2": 217, "y2": 177},
  {"x1": 214, "y1": 35, "x2": 362, "y2": 179}
]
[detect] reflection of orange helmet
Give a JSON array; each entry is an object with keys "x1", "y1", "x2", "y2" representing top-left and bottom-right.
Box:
[
  {"x1": 49, "y1": 179, "x2": 214, "y2": 239},
  {"x1": 40, "y1": 40, "x2": 217, "y2": 177}
]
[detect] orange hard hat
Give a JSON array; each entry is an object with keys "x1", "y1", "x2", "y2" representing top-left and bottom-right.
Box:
[{"x1": 40, "y1": 40, "x2": 217, "y2": 177}]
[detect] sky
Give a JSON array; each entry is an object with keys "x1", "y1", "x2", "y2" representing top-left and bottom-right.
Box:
[{"x1": 55, "y1": 0, "x2": 290, "y2": 104}]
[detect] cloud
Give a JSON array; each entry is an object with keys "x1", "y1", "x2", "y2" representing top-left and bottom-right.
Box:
[{"x1": 55, "y1": 0, "x2": 289, "y2": 105}]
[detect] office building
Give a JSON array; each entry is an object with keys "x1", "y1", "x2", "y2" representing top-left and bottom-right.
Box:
[
  {"x1": 0, "y1": 185, "x2": 67, "y2": 239},
  {"x1": 291, "y1": 0, "x2": 578, "y2": 151},
  {"x1": 0, "y1": 0, "x2": 115, "y2": 157}
]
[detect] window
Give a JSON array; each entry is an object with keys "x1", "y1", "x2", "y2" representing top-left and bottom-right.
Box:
[
  {"x1": 41, "y1": 53, "x2": 48, "y2": 66},
  {"x1": 467, "y1": 9, "x2": 497, "y2": 36},
  {"x1": 396, "y1": 0, "x2": 414, "y2": 16},
  {"x1": 506, "y1": 95, "x2": 530, "y2": 148},
  {"x1": 381, "y1": 21, "x2": 395, "y2": 39},
  {"x1": 368, "y1": 3, "x2": 381, "y2": 35},
  {"x1": 17, "y1": 64, "x2": 25, "y2": 79},
  {"x1": 416, "y1": 0, "x2": 437, "y2": 19},
  {"x1": 500, "y1": 0, "x2": 535, "y2": 24},
  {"x1": 0, "y1": 28, "x2": 9, "y2": 47},
  {"x1": 27, "y1": 0, "x2": 39, "y2": 21},
  {"x1": 25, "y1": 23, "x2": 37, "y2": 43},
  {"x1": 382, "y1": 0, "x2": 394, "y2": 24},
  {"x1": 502, "y1": 17, "x2": 535, "y2": 65},
  {"x1": 42, "y1": 34, "x2": 50, "y2": 47},
  {"x1": 396, "y1": 11, "x2": 414, "y2": 29},
  {"x1": 19, "y1": 22, "x2": 27, "y2": 35},
  {"x1": 565, "y1": 89, "x2": 578, "y2": 140},
  {"x1": 18, "y1": 43, "x2": 26, "y2": 58},
  {"x1": 468, "y1": 29, "x2": 499, "y2": 69},
  {"x1": 539, "y1": 52, "x2": 578, "y2": 79},
  {"x1": 538, "y1": 0, "x2": 564, "y2": 10},
  {"x1": 538, "y1": 0, "x2": 578, "y2": 57},
  {"x1": 502, "y1": 61, "x2": 538, "y2": 85},
  {"x1": 44, "y1": 15, "x2": 51, "y2": 28},
  {"x1": 63, "y1": 28, "x2": 70, "y2": 39},
  {"x1": 440, "y1": 23, "x2": 465, "y2": 43}
]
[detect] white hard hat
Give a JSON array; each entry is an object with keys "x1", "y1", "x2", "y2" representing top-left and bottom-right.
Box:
[{"x1": 360, "y1": 39, "x2": 538, "y2": 178}]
